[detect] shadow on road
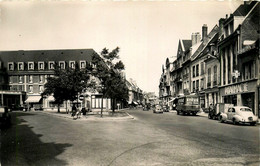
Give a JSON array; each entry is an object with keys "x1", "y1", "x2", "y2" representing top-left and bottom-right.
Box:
[{"x1": 1, "y1": 112, "x2": 72, "y2": 166}]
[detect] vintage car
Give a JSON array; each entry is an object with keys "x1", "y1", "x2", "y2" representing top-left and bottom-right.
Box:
[
  {"x1": 219, "y1": 106, "x2": 258, "y2": 126},
  {"x1": 153, "y1": 105, "x2": 163, "y2": 114}
]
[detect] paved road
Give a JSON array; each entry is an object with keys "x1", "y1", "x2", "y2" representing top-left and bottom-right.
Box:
[{"x1": 1, "y1": 109, "x2": 259, "y2": 166}]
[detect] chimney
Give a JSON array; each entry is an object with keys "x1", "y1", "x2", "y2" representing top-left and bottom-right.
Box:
[
  {"x1": 202, "y1": 24, "x2": 208, "y2": 41},
  {"x1": 191, "y1": 32, "x2": 201, "y2": 46}
]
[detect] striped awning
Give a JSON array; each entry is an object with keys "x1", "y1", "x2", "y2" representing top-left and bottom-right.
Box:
[{"x1": 25, "y1": 96, "x2": 42, "y2": 103}]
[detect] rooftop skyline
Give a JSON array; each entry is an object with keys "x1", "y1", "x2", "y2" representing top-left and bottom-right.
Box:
[{"x1": 0, "y1": 1, "x2": 243, "y2": 95}]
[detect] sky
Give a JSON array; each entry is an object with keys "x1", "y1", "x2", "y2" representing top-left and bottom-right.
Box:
[{"x1": 0, "y1": 0, "x2": 243, "y2": 95}]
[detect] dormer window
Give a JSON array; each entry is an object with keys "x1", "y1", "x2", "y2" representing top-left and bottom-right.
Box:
[
  {"x1": 28, "y1": 62, "x2": 34, "y2": 70},
  {"x1": 80, "y1": 61, "x2": 86, "y2": 69},
  {"x1": 59, "y1": 61, "x2": 65, "y2": 69},
  {"x1": 49, "y1": 61, "x2": 55, "y2": 70},
  {"x1": 8, "y1": 62, "x2": 14, "y2": 71},
  {"x1": 38, "y1": 62, "x2": 44, "y2": 70},
  {"x1": 18, "y1": 62, "x2": 24, "y2": 70},
  {"x1": 69, "y1": 61, "x2": 75, "y2": 69}
]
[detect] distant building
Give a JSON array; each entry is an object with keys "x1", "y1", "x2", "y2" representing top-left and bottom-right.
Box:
[
  {"x1": 126, "y1": 78, "x2": 143, "y2": 105},
  {"x1": 0, "y1": 48, "x2": 105, "y2": 111}
]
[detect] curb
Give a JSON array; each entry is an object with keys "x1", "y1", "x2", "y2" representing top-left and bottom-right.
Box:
[{"x1": 35, "y1": 110, "x2": 134, "y2": 121}]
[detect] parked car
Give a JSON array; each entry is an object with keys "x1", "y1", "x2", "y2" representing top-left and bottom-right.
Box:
[
  {"x1": 153, "y1": 105, "x2": 163, "y2": 114},
  {"x1": 219, "y1": 106, "x2": 258, "y2": 126}
]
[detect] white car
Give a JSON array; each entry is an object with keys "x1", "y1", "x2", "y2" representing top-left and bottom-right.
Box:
[
  {"x1": 219, "y1": 106, "x2": 258, "y2": 126},
  {"x1": 153, "y1": 105, "x2": 163, "y2": 114}
]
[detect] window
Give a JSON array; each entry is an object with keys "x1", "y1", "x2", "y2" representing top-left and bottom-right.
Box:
[
  {"x1": 39, "y1": 85, "x2": 44, "y2": 93},
  {"x1": 207, "y1": 68, "x2": 211, "y2": 87},
  {"x1": 28, "y1": 62, "x2": 34, "y2": 70},
  {"x1": 49, "y1": 61, "x2": 55, "y2": 70},
  {"x1": 19, "y1": 76, "x2": 23, "y2": 83},
  {"x1": 38, "y1": 62, "x2": 44, "y2": 70},
  {"x1": 200, "y1": 62, "x2": 204, "y2": 75},
  {"x1": 80, "y1": 61, "x2": 86, "y2": 69},
  {"x1": 243, "y1": 61, "x2": 255, "y2": 81},
  {"x1": 39, "y1": 75, "x2": 44, "y2": 83},
  {"x1": 29, "y1": 85, "x2": 33, "y2": 93},
  {"x1": 196, "y1": 64, "x2": 199, "y2": 77},
  {"x1": 59, "y1": 61, "x2": 65, "y2": 69},
  {"x1": 69, "y1": 61, "x2": 75, "y2": 69},
  {"x1": 200, "y1": 78, "x2": 204, "y2": 90},
  {"x1": 9, "y1": 76, "x2": 12, "y2": 83},
  {"x1": 213, "y1": 65, "x2": 217, "y2": 86},
  {"x1": 196, "y1": 80, "x2": 199, "y2": 90},
  {"x1": 193, "y1": 66, "x2": 195, "y2": 78},
  {"x1": 18, "y1": 62, "x2": 24, "y2": 70},
  {"x1": 193, "y1": 81, "x2": 195, "y2": 92},
  {"x1": 8, "y1": 62, "x2": 14, "y2": 71},
  {"x1": 29, "y1": 75, "x2": 33, "y2": 83}
]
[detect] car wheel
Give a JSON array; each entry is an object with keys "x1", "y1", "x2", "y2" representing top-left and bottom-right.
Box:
[
  {"x1": 192, "y1": 112, "x2": 196, "y2": 116},
  {"x1": 232, "y1": 118, "x2": 237, "y2": 125},
  {"x1": 250, "y1": 122, "x2": 256, "y2": 126},
  {"x1": 219, "y1": 116, "x2": 224, "y2": 123},
  {"x1": 208, "y1": 114, "x2": 211, "y2": 119}
]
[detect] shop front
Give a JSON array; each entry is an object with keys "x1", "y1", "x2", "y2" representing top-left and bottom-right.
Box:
[{"x1": 220, "y1": 80, "x2": 258, "y2": 116}]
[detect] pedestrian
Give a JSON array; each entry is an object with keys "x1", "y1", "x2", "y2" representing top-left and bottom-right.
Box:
[{"x1": 71, "y1": 104, "x2": 77, "y2": 117}]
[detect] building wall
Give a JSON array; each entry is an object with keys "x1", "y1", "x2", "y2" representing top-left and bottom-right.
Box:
[{"x1": 0, "y1": 49, "x2": 96, "y2": 110}]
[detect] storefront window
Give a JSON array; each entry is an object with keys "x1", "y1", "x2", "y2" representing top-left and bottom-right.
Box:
[{"x1": 224, "y1": 95, "x2": 237, "y2": 106}]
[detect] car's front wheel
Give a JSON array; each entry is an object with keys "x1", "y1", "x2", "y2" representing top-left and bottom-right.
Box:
[
  {"x1": 232, "y1": 118, "x2": 238, "y2": 125},
  {"x1": 250, "y1": 122, "x2": 256, "y2": 126},
  {"x1": 219, "y1": 116, "x2": 224, "y2": 123}
]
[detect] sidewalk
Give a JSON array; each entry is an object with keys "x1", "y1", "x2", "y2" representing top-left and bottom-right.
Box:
[{"x1": 36, "y1": 109, "x2": 134, "y2": 121}]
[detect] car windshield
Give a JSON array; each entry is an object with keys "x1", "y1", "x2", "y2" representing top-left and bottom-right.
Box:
[{"x1": 240, "y1": 108, "x2": 252, "y2": 112}]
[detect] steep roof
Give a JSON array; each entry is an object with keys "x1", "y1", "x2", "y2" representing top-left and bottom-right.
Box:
[
  {"x1": 191, "y1": 25, "x2": 219, "y2": 61},
  {"x1": 233, "y1": 1, "x2": 257, "y2": 16},
  {"x1": 0, "y1": 49, "x2": 95, "y2": 64},
  {"x1": 182, "y1": 40, "x2": 192, "y2": 51}
]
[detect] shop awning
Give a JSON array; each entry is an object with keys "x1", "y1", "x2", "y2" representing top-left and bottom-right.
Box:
[
  {"x1": 25, "y1": 96, "x2": 42, "y2": 103},
  {"x1": 167, "y1": 98, "x2": 177, "y2": 103}
]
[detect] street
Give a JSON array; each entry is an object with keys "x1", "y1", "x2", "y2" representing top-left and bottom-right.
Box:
[{"x1": 1, "y1": 109, "x2": 259, "y2": 166}]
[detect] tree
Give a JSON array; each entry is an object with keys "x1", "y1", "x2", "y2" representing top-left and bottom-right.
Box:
[
  {"x1": 42, "y1": 63, "x2": 92, "y2": 113},
  {"x1": 92, "y1": 47, "x2": 129, "y2": 112}
]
